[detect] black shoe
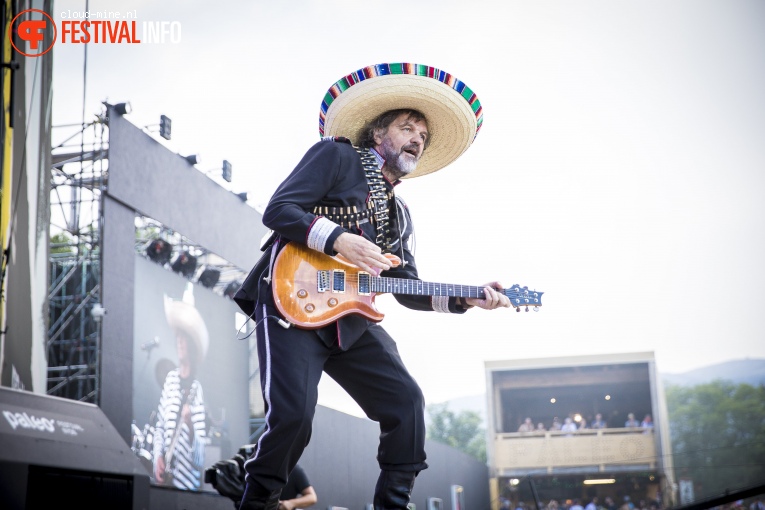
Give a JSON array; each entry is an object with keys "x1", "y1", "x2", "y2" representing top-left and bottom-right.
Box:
[{"x1": 374, "y1": 470, "x2": 418, "y2": 510}]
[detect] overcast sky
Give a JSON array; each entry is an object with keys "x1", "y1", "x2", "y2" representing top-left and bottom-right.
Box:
[{"x1": 51, "y1": 0, "x2": 765, "y2": 417}]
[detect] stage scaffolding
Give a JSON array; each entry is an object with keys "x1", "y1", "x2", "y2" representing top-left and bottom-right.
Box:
[{"x1": 48, "y1": 109, "x2": 109, "y2": 404}]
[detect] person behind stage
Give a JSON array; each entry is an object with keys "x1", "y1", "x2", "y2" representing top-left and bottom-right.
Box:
[
  {"x1": 233, "y1": 62, "x2": 514, "y2": 510},
  {"x1": 590, "y1": 413, "x2": 607, "y2": 429},
  {"x1": 153, "y1": 283, "x2": 208, "y2": 490},
  {"x1": 277, "y1": 464, "x2": 317, "y2": 510},
  {"x1": 207, "y1": 451, "x2": 317, "y2": 510},
  {"x1": 518, "y1": 417, "x2": 535, "y2": 433},
  {"x1": 561, "y1": 417, "x2": 578, "y2": 436},
  {"x1": 625, "y1": 413, "x2": 640, "y2": 429},
  {"x1": 640, "y1": 414, "x2": 654, "y2": 433}
]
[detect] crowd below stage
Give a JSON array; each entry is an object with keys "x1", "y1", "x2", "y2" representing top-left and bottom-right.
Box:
[{"x1": 516, "y1": 413, "x2": 654, "y2": 434}]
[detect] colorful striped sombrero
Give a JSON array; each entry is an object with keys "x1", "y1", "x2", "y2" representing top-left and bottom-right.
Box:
[{"x1": 320, "y1": 63, "x2": 483, "y2": 178}]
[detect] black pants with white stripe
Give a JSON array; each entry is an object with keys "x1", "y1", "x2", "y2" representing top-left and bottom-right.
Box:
[{"x1": 243, "y1": 304, "x2": 428, "y2": 492}]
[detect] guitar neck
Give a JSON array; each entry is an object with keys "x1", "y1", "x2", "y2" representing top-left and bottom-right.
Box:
[{"x1": 370, "y1": 277, "x2": 542, "y2": 306}]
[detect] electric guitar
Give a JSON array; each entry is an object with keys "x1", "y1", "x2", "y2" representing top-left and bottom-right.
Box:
[{"x1": 272, "y1": 242, "x2": 543, "y2": 329}]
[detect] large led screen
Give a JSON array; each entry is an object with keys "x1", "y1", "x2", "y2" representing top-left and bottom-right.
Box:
[{"x1": 131, "y1": 254, "x2": 253, "y2": 491}]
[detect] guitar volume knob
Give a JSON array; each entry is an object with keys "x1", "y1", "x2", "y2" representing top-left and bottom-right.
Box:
[
  {"x1": 297, "y1": 289, "x2": 308, "y2": 298},
  {"x1": 304, "y1": 303, "x2": 315, "y2": 313}
]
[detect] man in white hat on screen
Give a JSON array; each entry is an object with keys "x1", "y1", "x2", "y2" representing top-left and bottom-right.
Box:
[
  {"x1": 234, "y1": 63, "x2": 513, "y2": 510},
  {"x1": 153, "y1": 283, "x2": 208, "y2": 490}
]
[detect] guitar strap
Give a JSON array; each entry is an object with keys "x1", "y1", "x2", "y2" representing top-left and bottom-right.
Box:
[{"x1": 356, "y1": 145, "x2": 396, "y2": 253}]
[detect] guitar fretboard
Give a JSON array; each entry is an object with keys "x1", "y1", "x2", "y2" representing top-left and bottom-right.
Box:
[{"x1": 370, "y1": 277, "x2": 542, "y2": 306}]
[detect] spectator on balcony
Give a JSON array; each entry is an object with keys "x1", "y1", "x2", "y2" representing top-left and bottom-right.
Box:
[
  {"x1": 518, "y1": 417, "x2": 535, "y2": 433},
  {"x1": 641, "y1": 414, "x2": 654, "y2": 433},
  {"x1": 561, "y1": 417, "x2": 577, "y2": 436},
  {"x1": 625, "y1": 413, "x2": 640, "y2": 428},
  {"x1": 546, "y1": 500, "x2": 560, "y2": 510},
  {"x1": 536, "y1": 422, "x2": 547, "y2": 434},
  {"x1": 570, "y1": 499, "x2": 584, "y2": 510},
  {"x1": 603, "y1": 497, "x2": 617, "y2": 510},
  {"x1": 585, "y1": 497, "x2": 599, "y2": 510},
  {"x1": 550, "y1": 417, "x2": 562, "y2": 431},
  {"x1": 591, "y1": 413, "x2": 607, "y2": 429}
]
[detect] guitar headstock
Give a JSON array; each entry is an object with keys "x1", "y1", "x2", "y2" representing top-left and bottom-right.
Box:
[{"x1": 503, "y1": 284, "x2": 543, "y2": 311}]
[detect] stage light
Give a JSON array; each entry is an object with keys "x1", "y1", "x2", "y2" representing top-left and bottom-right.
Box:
[
  {"x1": 222, "y1": 160, "x2": 232, "y2": 182},
  {"x1": 171, "y1": 250, "x2": 197, "y2": 278},
  {"x1": 184, "y1": 154, "x2": 202, "y2": 165},
  {"x1": 159, "y1": 114, "x2": 172, "y2": 140},
  {"x1": 205, "y1": 160, "x2": 233, "y2": 182},
  {"x1": 146, "y1": 239, "x2": 173, "y2": 265},
  {"x1": 236, "y1": 192, "x2": 248, "y2": 202},
  {"x1": 583, "y1": 479, "x2": 616, "y2": 485},
  {"x1": 115, "y1": 102, "x2": 132, "y2": 115},
  {"x1": 198, "y1": 267, "x2": 221, "y2": 289},
  {"x1": 224, "y1": 280, "x2": 241, "y2": 299}
]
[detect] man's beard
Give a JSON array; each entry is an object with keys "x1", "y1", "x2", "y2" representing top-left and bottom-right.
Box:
[{"x1": 380, "y1": 138, "x2": 419, "y2": 178}]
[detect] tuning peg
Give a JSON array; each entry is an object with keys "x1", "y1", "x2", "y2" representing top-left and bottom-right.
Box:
[
  {"x1": 525, "y1": 306, "x2": 529, "y2": 312},
  {"x1": 516, "y1": 307, "x2": 521, "y2": 313}
]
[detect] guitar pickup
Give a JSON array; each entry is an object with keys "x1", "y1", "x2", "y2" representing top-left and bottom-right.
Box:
[
  {"x1": 358, "y1": 272, "x2": 371, "y2": 295},
  {"x1": 332, "y1": 270, "x2": 346, "y2": 293},
  {"x1": 317, "y1": 270, "x2": 330, "y2": 293}
]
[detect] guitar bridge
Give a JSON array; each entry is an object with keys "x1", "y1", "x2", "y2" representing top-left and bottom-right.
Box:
[{"x1": 317, "y1": 270, "x2": 330, "y2": 293}]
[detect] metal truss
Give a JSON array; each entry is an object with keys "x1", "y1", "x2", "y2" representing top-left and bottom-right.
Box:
[{"x1": 47, "y1": 109, "x2": 109, "y2": 403}]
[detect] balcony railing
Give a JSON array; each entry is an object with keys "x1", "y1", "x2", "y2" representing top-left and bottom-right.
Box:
[{"x1": 493, "y1": 427, "x2": 656, "y2": 474}]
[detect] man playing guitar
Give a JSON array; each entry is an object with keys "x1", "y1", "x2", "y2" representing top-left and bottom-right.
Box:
[{"x1": 153, "y1": 285, "x2": 208, "y2": 490}]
